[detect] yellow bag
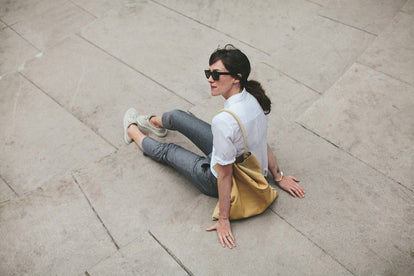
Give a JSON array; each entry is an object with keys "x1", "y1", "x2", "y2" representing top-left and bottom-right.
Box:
[{"x1": 212, "y1": 110, "x2": 278, "y2": 220}]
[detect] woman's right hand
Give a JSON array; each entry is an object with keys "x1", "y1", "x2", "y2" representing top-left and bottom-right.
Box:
[{"x1": 278, "y1": 176, "x2": 305, "y2": 198}]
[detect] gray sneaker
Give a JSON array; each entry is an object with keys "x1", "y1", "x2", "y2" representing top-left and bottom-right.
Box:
[
  {"x1": 136, "y1": 115, "x2": 168, "y2": 137},
  {"x1": 123, "y1": 108, "x2": 138, "y2": 144}
]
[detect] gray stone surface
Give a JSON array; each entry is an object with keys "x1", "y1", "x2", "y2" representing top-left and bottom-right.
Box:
[
  {"x1": 80, "y1": 1, "x2": 266, "y2": 105},
  {"x1": 0, "y1": 20, "x2": 6, "y2": 29},
  {"x1": 268, "y1": 120, "x2": 414, "y2": 276},
  {"x1": 0, "y1": 73, "x2": 115, "y2": 194},
  {"x1": 0, "y1": 27, "x2": 39, "y2": 76},
  {"x1": 11, "y1": 1, "x2": 95, "y2": 51},
  {"x1": 298, "y1": 63, "x2": 414, "y2": 190},
  {"x1": 319, "y1": 0, "x2": 407, "y2": 35},
  {"x1": 154, "y1": 0, "x2": 321, "y2": 55},
  {"x1": 0, "y1": 0, "x2": 66, "y2": 25},
  {"x1": 0, "y1": 174, "x2": 117, "y2": 275},
  {"x1": 269, "y1": 15, "x2": 374, "y2": 93},
  {"x1": 151, "y1": 209, "x2": 351, "y2": 276},
  {"x1": 402, "y1": 0, "x2": 414, "y2": 13},
  {"x1": 87, "y1": 232, "x2": 186, "y2": 275},
  {"x1": 359, "y1": 12, "x2": 414, "y2": 86},
  {"x1": 21, "y1": 35, "x2": 193, "y2": 148},
  {"x1": 71, "y1": 0, "x2": 123, "y2": 18},
  {"x1": 73, "y1": 146, "x2": 207, "y2": 248}
]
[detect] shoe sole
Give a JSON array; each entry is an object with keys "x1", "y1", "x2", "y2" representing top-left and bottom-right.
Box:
[{"x1": 123, "y1": 108, "x2": 138, "y2": 144}]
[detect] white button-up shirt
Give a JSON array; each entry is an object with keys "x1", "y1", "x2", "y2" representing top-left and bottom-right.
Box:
[{"x1": 210, "y1": 89, "x2": 268, "y2": 178}]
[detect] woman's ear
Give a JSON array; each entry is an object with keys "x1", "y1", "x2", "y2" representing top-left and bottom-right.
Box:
[{"x1": 233, "y1": 73, "x2": 242, "y2": 84}]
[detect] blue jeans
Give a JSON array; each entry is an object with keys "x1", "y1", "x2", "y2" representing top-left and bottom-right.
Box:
[{"x1": 141, "y1": 110, "x2": 218, "y2": 197}]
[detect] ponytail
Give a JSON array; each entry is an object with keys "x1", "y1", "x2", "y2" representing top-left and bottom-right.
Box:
[{"x1": 244, "y1": 80, "x2": 271, "y2": 115}]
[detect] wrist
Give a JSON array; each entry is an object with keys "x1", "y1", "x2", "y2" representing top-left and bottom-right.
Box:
[
  {"x1": 275, "y1": 171, "x2": 284, "y2": 183},
  {"x1": 219, "y1": 215, "x2": 229, "y2": 221}
]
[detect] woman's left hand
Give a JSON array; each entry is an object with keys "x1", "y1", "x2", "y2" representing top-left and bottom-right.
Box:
[
  {"x1": 278, "y1": 176, "x2": 305, "y2": 198},
  {"x1": 206, "y1": 218, "x2": 236, "y2": 249}
]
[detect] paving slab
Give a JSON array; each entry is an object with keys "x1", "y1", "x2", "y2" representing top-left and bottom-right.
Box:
[
  {"x1": 0, "y1": 73, "x2": 115, "y2": 194},
  {"x1": 267, "y1": 119, "x2": 414, "y2": 275},
  {"x1": 0, "y1": 27, "x2": 39, "y2": 77},
  {"x1": 71, "y1": 0, "x2": 125, "y2": 18},
  {"x1": 87, "y1": 231, "x2": 186, "y2": 275},
  {"x1": 73, "y1": 145, "x2": 208, "y2": 248},
  {"x1": 319, "y1": 0, "x2": 406, "y2": 35},
  {"x1": 0, "y1": 174, "x2": 117, "y2": 275},
  {"x1": 269, "y1": 15, "x2": 374, "y2": 93},
  {"x1": 358, "y1": 12, "x2": 414, "y2": 86},
  {"x1": 297, "y1": 63, "x2": 414, "y2": 190},
  {"x1": 21, "y1": 35, "x2": 193, "y2": 148},
  {"x1": 402, "y1": 0, "x2": 414, "y2": 14},
  {"x1": 11, "y1": 1, "x2": 95, "y2": 51},
  {"x1": 154, "y1": 0, "x2": 321, "y2": 55},
  {"x1": 0, "y1": 0, "x2": 66, "y2": 25},
  {"x1": 0, "y1": 176, "x2": 16, "y2": 203},
  {"x1": 80, "y1": 0, "x2": 266, "y2": 105},
  {"x1": 74, "y1": 146, "x2": 350, "y2": 275},
  {"x1": 0, "y1": 20, "x2": 6, "y2": 29},
  {"x1": 150, "y1": 207, "x2": 351, "y2": 276}
]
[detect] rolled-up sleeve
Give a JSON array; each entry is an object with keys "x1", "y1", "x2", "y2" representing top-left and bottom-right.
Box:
[{"x1": 211, "y1": 115, "x2": 237, "y2": 166}]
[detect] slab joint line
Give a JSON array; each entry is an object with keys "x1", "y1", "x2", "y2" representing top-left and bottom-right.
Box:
[
  {"x1": 318, "y1": 14, "x2": 378, "y2": 37},
  {"x1": 304, "y1": 0, "x2": 324, "y2": 7},
  {"x1": 296, "y1": 122, "x2": 414, "y2": 193},
  {"x1": 8, "y1": 25, "x2": 42, "y2": 52},
  {"x1": 270, "y1": 209, "x2": 355, "y2": 275},
  {"x1": 18, "y1": 72, "x2": 119, "y2": 151},
  {"x1": 150, "y1": 0, "x2": 270, "y2": 56},
  {"x1": 262, "y1": 62, "x2": 323, "y2": 95},
  {"x1": 356, "y1": 61, "x2": 414, "y2": 88},
  {"x1": 148, "y1": 230, "x2": 194, "y2": 276},
  {"x1": 68, "y1": 0, "x2": 98, "y2": 19},
  {"x1": 71, "y1": 172, "x2": 120, "y2": 250},
  {"x1": 0, "y1": 174, "x2": 18, "y2": 196},
  {"x1": 399, "y1": 10, "x2": 412, "y2": 15},
  {"x1": 76, "y1": 34, "x2": 195, "y2": 107}
]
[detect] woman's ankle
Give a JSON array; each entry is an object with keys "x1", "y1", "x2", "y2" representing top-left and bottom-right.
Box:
[{"x1": 150, "y1": 116, "x2": 163, "y2": 128}]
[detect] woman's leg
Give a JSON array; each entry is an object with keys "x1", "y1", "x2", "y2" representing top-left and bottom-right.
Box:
[
  {"x1": 127, "y1": 124, "x2": 218, "y2": 197},
  {"x1": 150, "y1": 109, "x2": 213, "y2": 156}
]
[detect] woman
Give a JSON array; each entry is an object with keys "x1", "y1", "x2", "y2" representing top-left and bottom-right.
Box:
[{"x1": 123, "y1": 45, "x2": 305, "y2": 249}]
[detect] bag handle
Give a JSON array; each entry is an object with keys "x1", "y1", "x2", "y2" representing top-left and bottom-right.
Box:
[{"x1": 218, "y1": 110, "x2": 248, "y2": 155}]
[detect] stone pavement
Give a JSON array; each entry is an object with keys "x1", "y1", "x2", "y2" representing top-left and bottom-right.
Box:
[{"x1": 1, "y1": 0, "x2": 413, "y2": 275}]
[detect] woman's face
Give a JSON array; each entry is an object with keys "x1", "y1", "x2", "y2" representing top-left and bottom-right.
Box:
[{"x1": 208, "y1": 59, "x2": 240, "y2": 99}]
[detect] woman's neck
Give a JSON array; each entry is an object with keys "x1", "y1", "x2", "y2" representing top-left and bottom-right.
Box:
[{"x1": 223, "y1": 86, "x2": 242, "y2": 100}]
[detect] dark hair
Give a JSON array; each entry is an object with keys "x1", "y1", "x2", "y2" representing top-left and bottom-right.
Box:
[{"x1": 209, "y1": 44, "x2": 271, "y2": 114}]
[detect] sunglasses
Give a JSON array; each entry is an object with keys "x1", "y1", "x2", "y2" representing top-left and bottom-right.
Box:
[{"x1": 204, "y1": 70, "x2": 232, "y2": 81}]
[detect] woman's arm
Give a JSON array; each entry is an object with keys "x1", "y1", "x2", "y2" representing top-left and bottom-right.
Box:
[
  {"x1": 267, "y1": 144, "x2": 305, "y2": 198},
  {"x1": 206, "y1": 163, "x2": 236, "y2": 249},
  {"x1": 267, "y1": 144, "x2": 282, "y2": 181}
]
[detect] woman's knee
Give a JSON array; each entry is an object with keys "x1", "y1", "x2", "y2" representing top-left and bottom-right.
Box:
[{"x1": 162, "y1": 109, "x2": 187, "y2": 129}]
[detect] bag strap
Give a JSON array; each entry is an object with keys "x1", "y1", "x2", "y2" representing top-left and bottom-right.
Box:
[{"x1": 218, "y1": 110, "x2": 248, "y2": 155}]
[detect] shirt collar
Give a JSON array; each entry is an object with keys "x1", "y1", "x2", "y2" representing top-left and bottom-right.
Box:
[{"x1": 224, "y1": 89, "x2": 247, "y2": 109}]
